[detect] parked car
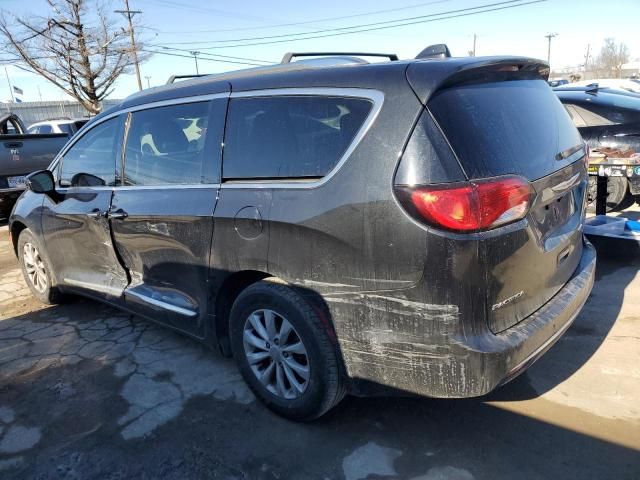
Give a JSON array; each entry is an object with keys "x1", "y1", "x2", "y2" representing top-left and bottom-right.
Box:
[
  {"x1": 9, "y1": 53, "x2": 596, "y2": 420},
  {"x1": 0, "y1": 113, "x2": 70, "y2": 219},
  {"x1": 555, "y1": 78, "x2": 640, "y2": 94},
  {"x1": 27, "y1": 118, "x2": 89, "y2": 136},
  {"x1": 554, "y1": 86, "x2": 640, "y2": 211},
  {"x1": 548, "y1": 78, "x2": 568, "y2": 87}
]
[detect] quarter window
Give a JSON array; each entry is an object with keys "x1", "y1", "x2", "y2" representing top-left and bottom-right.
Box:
[
  {"x1": 123, "y1": 102, "x2": 212, "y2": 186},
  {"x1": 223, "y1": 95, "x2": 373, "y2": 180},
  {"x1": 59, "y1": 117, "x2": 120, "y2": 187}
]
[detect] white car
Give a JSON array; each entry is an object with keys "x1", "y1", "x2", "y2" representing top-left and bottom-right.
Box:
[
  {"x1": 556, "y1": 78, "x2": 640, "y2": 94},
  {"x1": 27, "y1": 118, "x2": 89, "y2": 136}
]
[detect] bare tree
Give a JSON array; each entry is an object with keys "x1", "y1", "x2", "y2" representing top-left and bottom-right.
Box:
[
  {"x1": 594, "y1": 38, "x2": 630, "y2": 79},
  {"x1": 0, "y1": 0, "x2": 141, "y2": 113}
]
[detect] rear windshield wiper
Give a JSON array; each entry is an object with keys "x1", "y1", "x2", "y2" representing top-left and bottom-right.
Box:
[{"x1": 555, "y1": 143, "x2": 584, "y2": 161}]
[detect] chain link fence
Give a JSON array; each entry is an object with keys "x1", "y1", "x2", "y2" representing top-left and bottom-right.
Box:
[{"x1": 0, "y1": 100, "x2": 121, "y2": 127}]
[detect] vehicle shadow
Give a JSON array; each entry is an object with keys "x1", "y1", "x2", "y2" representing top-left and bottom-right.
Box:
[{"x1": 0, "y1": 301, "x2": 638, "y2": 480}]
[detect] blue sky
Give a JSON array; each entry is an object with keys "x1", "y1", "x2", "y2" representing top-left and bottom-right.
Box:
[{"x1": 1, "y1": 0, "x2": 639, "y2": 102}]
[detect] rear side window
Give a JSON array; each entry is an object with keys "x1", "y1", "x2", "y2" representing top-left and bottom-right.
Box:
[
  {"x1": 38, "y1": 124, "x2": 53, "y2": 134},
  {"x1": 429, "y1": 80, "x2": 583, "y2": 180},
  {"x1": 223, "y1": 95, "x2": 372, "y2": 180},
  {"x1": 58, "y1": 123, "x2": 74, "y2": 135},
  {"x1": 123, "y1": 102, "x2": 212, "y2": 185}
]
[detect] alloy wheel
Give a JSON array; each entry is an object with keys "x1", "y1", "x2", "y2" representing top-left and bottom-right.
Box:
[
  {"x1": 243, "y1": 308, "x2": 310, "y2": 399},
  {"x1": 23, "y1": 242, "x2": 48, "y2": 293}
]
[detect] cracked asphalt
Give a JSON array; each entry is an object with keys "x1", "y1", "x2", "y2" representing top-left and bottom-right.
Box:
[{"x1": 0, "y1": 223, "x2": 639, "y2": 479}]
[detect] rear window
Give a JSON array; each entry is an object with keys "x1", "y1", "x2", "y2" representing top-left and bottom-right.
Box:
[
  {"x1": 429, "y1": 80, "x2": 583, "y2": 180},
  {"x1": 58, "y1": 124, "x2": 73, "y2": 135},
  {"x1": 223, "y1": 95, "x2": 372, "y2": 180}
]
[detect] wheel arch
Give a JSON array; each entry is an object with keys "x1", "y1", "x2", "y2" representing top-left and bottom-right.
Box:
[
  {"x1": 9, "y1": 220, "x2": 27, "y2": 257},
  {"x1": 213, "y1": 270, "x2": 272, "y2": 356}
]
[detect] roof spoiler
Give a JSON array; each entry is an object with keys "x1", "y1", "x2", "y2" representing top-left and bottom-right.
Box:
[
  {"x1": 416, "y1": 44, "x2": 452, "y2": 59},
  {"x1": 281, "y1": 52, "x2": 398, "y2": 63}
]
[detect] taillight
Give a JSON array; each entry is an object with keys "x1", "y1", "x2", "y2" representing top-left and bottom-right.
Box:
[{"x1": 396, "y1": 176, "x2": 533, "y2": 233}]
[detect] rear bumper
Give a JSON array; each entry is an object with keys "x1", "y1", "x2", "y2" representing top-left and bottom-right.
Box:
[{"x1": 340, "y1": 238, "x2": 596, "y2": 398}]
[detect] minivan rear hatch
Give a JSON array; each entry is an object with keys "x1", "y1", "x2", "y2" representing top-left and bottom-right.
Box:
[{"x1": 410, "y1": 63, "x2": 587, "y2": 333}]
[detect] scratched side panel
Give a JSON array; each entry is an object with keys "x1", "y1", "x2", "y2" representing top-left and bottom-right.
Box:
[{"x1": 265, "y1": 74, "x2": 480, "y2": 395}]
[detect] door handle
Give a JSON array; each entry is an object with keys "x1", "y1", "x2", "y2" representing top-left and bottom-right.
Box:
[
  {"x1": 109, "y1": 208, "x2": 128, "y2": 220},
  {"x1": 86, "y1": 209, "x2": 107, "y2": 220}
]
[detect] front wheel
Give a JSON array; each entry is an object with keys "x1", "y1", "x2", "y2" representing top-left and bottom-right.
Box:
[
  {"x1": 17, "y1": 229, "x2": 64, "y2": 305},
  {"x1": 229, "y1": 279, "x2": 345, "y2": 421}
]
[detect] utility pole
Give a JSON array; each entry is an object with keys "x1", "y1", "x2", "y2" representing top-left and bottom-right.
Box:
[
  {"x1": 545, "y1": 33, "x2": 558, "y2": 65},
  {"x1": 584, "y1": 43, "x2": 591, "y2": 75},
  {"x1": 472, "y1": 33, "x2": 477, "y2": 57},
  {"x1": 190, "y1": 51, "x2": 200, "y2": 75},
  {"x1": 4, "y1": 66, "x2": 15, "y2": 102},
  {"x1": 115, "y1": 0, "x2": 143, "y2": 91},
  {"x1": 144, "y1": 75, "x2": 151, "y2": 88}
]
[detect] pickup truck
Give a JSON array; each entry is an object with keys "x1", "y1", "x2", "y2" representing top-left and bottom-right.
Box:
[
  {"x1": 555, "y1": 86, "x2": 640, "y2": 211},
  {"x1": 0, "y1": 113, "x2": 69, "y2": 219}
]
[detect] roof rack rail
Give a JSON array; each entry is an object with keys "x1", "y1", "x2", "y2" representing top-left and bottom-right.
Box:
[
  {"x1": 281, "y1": 52, "x2": 398, "y2": 64},
  {"x1": 415, "y1": 44, "x2": 452, "y2": 59},
  {"x1": 166, "y1": 74, "x2": 209, "y2": 84}
]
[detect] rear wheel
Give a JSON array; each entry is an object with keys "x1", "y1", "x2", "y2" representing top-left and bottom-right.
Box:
[
  {"x1": 17, "y1": 229, "x2": 64, "y2": 305},
  {"x1": 587, "y1": 176, "x2": 635, "y2": 213},
  {"x1": 229, "y1": 279, "x2": 345, "y2": 421}
]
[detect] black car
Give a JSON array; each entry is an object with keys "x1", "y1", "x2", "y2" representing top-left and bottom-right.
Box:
[
  {"x1": 555, "y1": 86, "x2": 640, "y2": 211},
  {"x1": 9, "y1": 53, "x2": 595, "y2": 420}
]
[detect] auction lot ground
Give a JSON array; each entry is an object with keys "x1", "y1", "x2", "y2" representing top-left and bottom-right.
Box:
[{"x1": 0, "y1": 221, "x2": 638, "y2": 480}]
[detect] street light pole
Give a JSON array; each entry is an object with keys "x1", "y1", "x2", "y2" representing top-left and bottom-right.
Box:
[
  {"x1": 115, "y1": 0, "x2": 143, "y2": 91},
  {"x1": 190, "y1": 51, "x2": 200, "y2": 75},
  {"x1": 144, "y1": 75, "x2": 151, "y2": 88},
  {"x1": 545, "y1": 32, "x2": 558, "y2": 65},
  {"x1": 4, "y1": 66, "x2": 15, "y2": 102}
]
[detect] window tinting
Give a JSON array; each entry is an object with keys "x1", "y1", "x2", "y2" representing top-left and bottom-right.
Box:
[
  {"x1": 59, "y1": 117, "x2": 120, "y2": 187},
  {"x1": 429, "y1": 80, "x2": 583, "y2": 180},
  {"x1": 223, "y1": 96, "x2": 373, "y2": 179},
  {"x1": 124, "y1": 102, "x2": 212, "y2": 186},
  {"x1": 58, "y1": 123, "x2": 74, "y2": 135},
  {"x1": 38, "y1": 124, "x2": 53, "y2": 134}
]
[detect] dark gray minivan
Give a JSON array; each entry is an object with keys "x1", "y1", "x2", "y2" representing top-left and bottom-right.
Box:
[{"x1": 9, "y1": 53, "x2": 596, "y2": 420}]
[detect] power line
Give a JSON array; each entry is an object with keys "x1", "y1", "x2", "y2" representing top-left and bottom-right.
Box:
[
  {"x1": 154, "y1": 0, "x2": 544, "y2": 48},
  {"x1": 156, "y1": 0, "x2": 547, "y2": 51},
  {"x1": 158, "y1": 0, "x2": 454, "y2": 35},
  {"x1": 141, "y1": 49, "x2": 267, "y2": 67},
  {"x1": 138, "y1": 0, "x2": 277, "y2": 24},
  {"x1": 151, "y1": 46, "x2": 273, "y2": 64}
]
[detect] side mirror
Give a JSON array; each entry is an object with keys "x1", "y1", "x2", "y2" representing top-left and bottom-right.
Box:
[{"x1": 26, "y1": 170, "x2": 55, "y2": 194}]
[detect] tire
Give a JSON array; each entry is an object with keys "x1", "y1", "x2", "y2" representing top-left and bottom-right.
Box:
[
  {"x1": 229, "y1": 279, "x2": 345, "y2": 421},
  {"x1": 17, "y1": 229, "x2": 65, "y2": 305},
  {"x1": 587, "y1": 176, "x2": 634, "y2": 213}
]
